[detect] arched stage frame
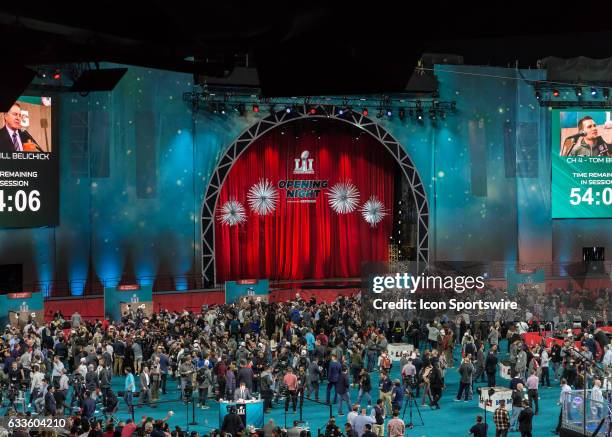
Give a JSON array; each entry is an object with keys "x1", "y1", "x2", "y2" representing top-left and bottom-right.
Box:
[{"x1": 201, "y1": 105, "x2": 429, "y2": 286}]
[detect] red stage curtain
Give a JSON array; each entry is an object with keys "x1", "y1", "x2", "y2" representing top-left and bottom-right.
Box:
[{"x1": 214, "y1": 119, "x2": 395, "y2": 282}]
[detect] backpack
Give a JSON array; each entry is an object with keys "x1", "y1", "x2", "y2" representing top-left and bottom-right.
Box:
[{"x1": 381, "y1": 355, "x2": 391, "y2": 369}]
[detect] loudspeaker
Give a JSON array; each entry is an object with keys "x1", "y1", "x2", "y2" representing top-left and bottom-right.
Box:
[
  {"x1": 583, "y1": 247, "x2": 605, "y2": 261},
  {"x1": 0, "y1": 264, "x2": 23, "y2": 293},
  {"x1": 70, "y1": 68, "x2": 128, "y2": 92},
  {"x1": 0, "y1": 66, "x2": 36, "y2": 112}
]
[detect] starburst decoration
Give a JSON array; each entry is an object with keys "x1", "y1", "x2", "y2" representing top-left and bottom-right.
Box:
[
  {"x1": 361, "y1": 196, "x2": 387, "y2": 227},
  {"x1": 247, "y1": 179, "x2": 278, "y2": 215},
  {"x1": 218, "y1": 199, "x2": 246, "y2": 226},
  {"x1": 327, "y1": 181, "x2": 360, "y2": 214}
]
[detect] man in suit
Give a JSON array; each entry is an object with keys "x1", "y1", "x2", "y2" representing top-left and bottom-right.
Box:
[
  {"x1": 138, "y1": 366, "x2": 152, "y2": 406},
  {"x1": 1, "y1": 103, "x2": 41, "y2": 152},
  {"x1": 234, "y1": 381, "x2": 252, "y2": 401},
  {"x1": 44, "y1": 385, "x2": 57, "y2": 416}
]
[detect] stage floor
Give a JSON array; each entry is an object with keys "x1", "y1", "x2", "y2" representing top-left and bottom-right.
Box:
[{"x1": 2, "y1": 341, "x2": 570, "y2": 436}]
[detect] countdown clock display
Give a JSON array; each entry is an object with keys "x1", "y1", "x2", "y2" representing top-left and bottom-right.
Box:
[
  {"x1": 552, "y1": 109, "x2": 612, "y2": 218},
  {"x1": 0, "y1": 96, "x2": 58, "y2": 228}
]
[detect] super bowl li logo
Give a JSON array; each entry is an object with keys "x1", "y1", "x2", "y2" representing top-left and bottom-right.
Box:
[{"x1": 294, "y1": 150, "x2": 314, "y2": 174}]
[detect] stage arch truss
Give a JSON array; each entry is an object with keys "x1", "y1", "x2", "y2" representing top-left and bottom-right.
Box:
[{"x1": 201, "y1": 105, "x2": 429, "y2": 286}]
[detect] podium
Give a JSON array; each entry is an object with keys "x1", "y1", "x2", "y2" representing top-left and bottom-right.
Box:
[
  {"x1": 219, "y1": 399, "x2": 264, "y2": 428},
  {"x1": 478, "y1": 386, "x2": 513, "y2": 412},
  {"x1": 499, "y1": 361, "x2": 511, "y2": 380}
]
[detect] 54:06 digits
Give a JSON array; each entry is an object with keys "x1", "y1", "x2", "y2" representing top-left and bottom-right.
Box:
[
  {"x1": 569, "y1": 187, "x2": 612, "y2": 206},
  {"x1": 0, "y1": 190, "x2": 41, "y2": 212}
]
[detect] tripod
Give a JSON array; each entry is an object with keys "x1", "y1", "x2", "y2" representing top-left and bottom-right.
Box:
[{"x1": 401, "y1": 387, "x2": 424, "y2": 429}]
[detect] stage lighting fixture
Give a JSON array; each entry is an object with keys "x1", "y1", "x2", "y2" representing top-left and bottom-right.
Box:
[
  {"x1": 591, "y1": 88, "x2": 597, "y2": 96},
  {"x1": 398, "y1": 108, "x2": 405, "y2": 120},
  {"x1": 535, "y1": 91, "x2": 541, "y2": 100},
  {"x1": 219, "y1": 103, "x2": 226, "y2": 114},
  {"x1": 604, "y1": 88, "x2": 610, "y2": 99},
  {"x1": 252, "y1": 104, "x2": 259, "y2": 113},
  {"x1": 362, "y1": 108, "x2": 368, "y2": 116},
  {"x1": 416, "y1": 109, "x2": 424, "y2": 121},
  {"x1": 52, "y1": 71, "x2": 61, "y2": 80},
  {"x1": 286, "y1": 106, "x2": 292, "y2": 113},
  {"x1": 552, "y1": 89, "x2": 559, "y2": 97},
  {"x1": 386, "y1": 108, "x2": 392, "y2": 117},
  {"x1": 309, "y1": 106, "x2": 316, "y2": 115},
  {"x1": 575, "y1": 87, "x2": 582, "y2": 97}
]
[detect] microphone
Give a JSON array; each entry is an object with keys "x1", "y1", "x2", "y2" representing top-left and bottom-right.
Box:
[
  {"x1": 566, "y1": 130, "x2": 586, "y2": 140},
  {"x1": 598, "y1": 142, "x2": 610, "y2": 156}
]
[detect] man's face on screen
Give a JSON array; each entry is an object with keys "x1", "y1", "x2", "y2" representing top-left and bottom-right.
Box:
[
  {"x1": 4, "y1": 105, "x2": 22, "y2": 130},
  {"x1": 583, "y1": 119, "x2": 598, "y2": 140}
]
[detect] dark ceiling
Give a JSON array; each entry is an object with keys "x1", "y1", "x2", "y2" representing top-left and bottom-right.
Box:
[{"x1": 2, "y1": 4, "x2": 612, "y2": 95}]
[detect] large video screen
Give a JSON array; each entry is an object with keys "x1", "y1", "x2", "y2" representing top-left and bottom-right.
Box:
[
  {"x1": 0, "y1": 96, "x2": 59, "y2": 227},
  {"x1": 552, "y1": 109, "x2": 612, "y2": 218}
]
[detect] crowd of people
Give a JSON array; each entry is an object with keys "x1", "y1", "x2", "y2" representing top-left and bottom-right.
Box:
[{"x1": 0, "y1": 292, "x2": 610, "y2": 437}]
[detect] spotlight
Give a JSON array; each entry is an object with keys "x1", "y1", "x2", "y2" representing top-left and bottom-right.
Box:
[
  {"x1": 52, "y1": 71, "x2": 61, "y2": 80},
  {"x1": 552, "y1": 89, "x2": 559, "y2": 97},
  {"x1": 286, "y1": 106, "x2": 292, "y2": 113},
  {"x1": 591, "y1": 88, "x2": 597, "y2": 97},
  {"x1": 309, "y1": 106, "x2": 316, "y2": 115},
  {"x1": 535, "y1": 91, "x2": 541, "y2": 100},
  {"x1": 416, "y1": 109, "x2": 424, "y2": 121},
  {"x1": 338, "y1": 108, "x2": 344, "y2": 115},
  {"x1": 219, "y1": 104, "x2": 226, "y2": 115},
  {"x1": 362, "y1": 108, "x2": 368, "y2": 116},
  {"x1": 386, "y1": 108, "x2": 392, "y2": 117},
  {"x1": 575, "y1": 87, "x2": 582, "y2": 97},
  {"x1": 604, "y1": 88, "x2": 610, "y2": 99},
  {"x1": 252, "y1": 104, "x2": 260, "y2": 113},
  {"x1": 398, "y1": 108, "x2": 405, "y2": 120}
]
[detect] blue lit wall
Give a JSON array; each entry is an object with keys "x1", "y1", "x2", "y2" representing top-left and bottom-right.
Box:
[{"x1": 0, "y1": 64, "x2": 609, "y2": 295}]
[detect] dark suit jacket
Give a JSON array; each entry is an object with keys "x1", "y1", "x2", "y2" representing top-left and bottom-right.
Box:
[
  {"x1": 0, "y1": 127, "x2": 40, "y2": 153},
  {"x1": 44, "y1": 391, "x2": 56, "y2": 415},
  {"x1": 234, "y1": 387, "x2": 251, "y2": 400}
]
